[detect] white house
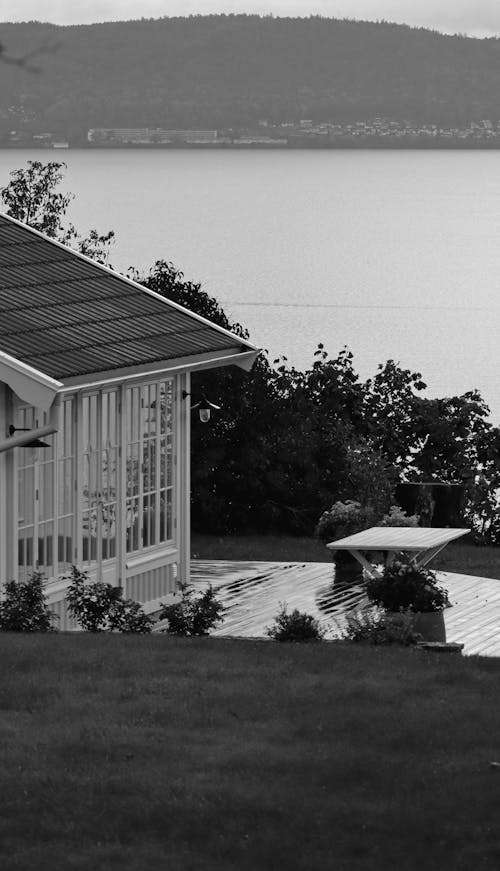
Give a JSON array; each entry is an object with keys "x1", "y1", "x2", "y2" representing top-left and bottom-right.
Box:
[{"x1": 0, "y1": 213, "x2": 258, "y2": 627}]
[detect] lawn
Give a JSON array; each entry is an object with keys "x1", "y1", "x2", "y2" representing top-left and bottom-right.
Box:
[
  {"x1": 2, "y1": 634, "x2": 500, "y2": 870},
  {"x1": 192, "y1": 533, "x2": 500, "y2": 579}
]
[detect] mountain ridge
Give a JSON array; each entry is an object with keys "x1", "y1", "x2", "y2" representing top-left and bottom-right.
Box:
[{"x1": 2, "y1": 15, "x2": 500, "y2": 139}]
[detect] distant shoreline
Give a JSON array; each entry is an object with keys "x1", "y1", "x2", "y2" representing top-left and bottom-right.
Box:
[{"x1": 4, "y1": 141, "x2": 500, "y2": 151}]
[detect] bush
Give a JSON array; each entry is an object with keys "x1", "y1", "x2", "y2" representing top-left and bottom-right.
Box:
[
  {"x1": 379, "y1": 505, "x2": 420, "y2": 527},
  {"x1": 159, "y1": 582, "x2": 225, "y2": 636},
  {"x1": 0, "y1": 572, "x2": 57, "y2": 632},
  {"x1": 315, "y1": 500, "x2": 376, "y2": 543},
  {"x1": 65, "y1": 566, "x2": 152, "y2": 633},
  {"x1": 366, "y1": 558, "x2": 449, "y2": 614},
  {"x1": 343, "y1": 610, "x2": 421, "y2": 646},
  {"x1": 266, "y1": 604, "x2": 325, "y2": 642}
]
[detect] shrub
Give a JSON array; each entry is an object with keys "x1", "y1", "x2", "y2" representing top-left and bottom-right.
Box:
[
  {"x1": 343, "y1": 610, "x2": 421, "y2": 646},
  {"x1": 266, "y1": 604, "x2": 325, "y2": 642},
  {"x1": 0, "y1": 572, "x2": 57, "y2": 632},
  {"x1": 159, "y1": 582, "x2": 225, "y2": 636},
  {"x1": 365, "y1": 558, "x2": 449, "y2": 614},
  {"x1": 65, "y1": 566, "x2": 152, "y2": 633},
  {"x1": 314, "y1": 500, "x2": 376, "y2": 543},
  {"x1": 379, "y1": 505, "x2": 420, "y2": 527}
]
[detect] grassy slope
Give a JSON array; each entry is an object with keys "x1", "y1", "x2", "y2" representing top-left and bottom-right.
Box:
[
  {"x1": 192, "y1": 534, "x2": 500, "y2": 579},
  {"x1": 1, "y1": 634, "x2": 500, "y2": 870}
]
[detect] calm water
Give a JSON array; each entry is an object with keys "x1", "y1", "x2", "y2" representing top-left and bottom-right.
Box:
[{"x1": 2, "y1": 148, "x2": 500, "y2": 420}]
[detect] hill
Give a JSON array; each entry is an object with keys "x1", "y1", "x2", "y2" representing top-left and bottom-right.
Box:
[{"x1": 2, "y1": 15, "x2": 500, "y2": 141}]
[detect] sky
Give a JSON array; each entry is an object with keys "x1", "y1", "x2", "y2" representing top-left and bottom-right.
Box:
[{"x1": 1, "y1": 0, "x2": 500, "y2": 39}]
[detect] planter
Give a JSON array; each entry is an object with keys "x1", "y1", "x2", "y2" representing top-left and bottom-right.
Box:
[{"x1": 386, "y1": 609, "x2": 446, "y2": 642}]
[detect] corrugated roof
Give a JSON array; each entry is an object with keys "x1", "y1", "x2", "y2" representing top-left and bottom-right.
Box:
[{"x1": 0, "y1": 214, "x2": 256, "y2": 381}]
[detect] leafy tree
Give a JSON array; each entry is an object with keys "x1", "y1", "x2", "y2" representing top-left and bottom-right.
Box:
[{"x1": 1, "y1": 160, "x2": 115, "y2": 264}]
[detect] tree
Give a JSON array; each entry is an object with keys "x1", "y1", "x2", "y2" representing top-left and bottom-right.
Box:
[
  {"x1": 1, "y1": 160, "x2": 115, "y2": 265},
  {"x1": 3, "y1": 160, "x2": 500, "y2": 539}
]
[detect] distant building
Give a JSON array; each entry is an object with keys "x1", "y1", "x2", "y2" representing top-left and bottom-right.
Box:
[{"x1": 87, "y1": 128, "x2": 218, "y2": 144}]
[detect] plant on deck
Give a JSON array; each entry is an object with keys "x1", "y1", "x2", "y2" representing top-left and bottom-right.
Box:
[
  {"x1": 159, "y1": 582, "x2": 225, "y2": 636},
  {"x1": 343, "y1": 610, "x2": 421, "y2": 646},
  {"x1": 266, "y1": 604, "x2": 326, "y2": 642},
  {"x1": 365, "y1": 558, "x2": 449, "y2": 614}
]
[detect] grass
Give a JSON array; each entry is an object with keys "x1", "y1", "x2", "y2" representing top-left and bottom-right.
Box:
[
  {"x1": 2, "y1": 634, "x2": 500, "y2": 870},
  {"x1": 192, "y1": 533, "x2": 500, "y2": 579}
]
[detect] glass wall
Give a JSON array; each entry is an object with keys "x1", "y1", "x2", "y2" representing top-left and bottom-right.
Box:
[
  {"x1": 15, "y1": 377, "x2": 175, "y2": 581},
  {"x1": 81, "y1": 390, "x2": 119, "y2": 566},
  {"x1": 125, "y1": 380, "x2": 175, "y2": 554},
  {"x1": 17, "y1": 397, "x2": 74, "y2": 581}
]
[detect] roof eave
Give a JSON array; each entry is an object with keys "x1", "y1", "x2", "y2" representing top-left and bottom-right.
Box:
[
  {"x1": 58, "y1": 347, "x2": 260, "y2": 391},
  {"x1": 0, "y1": 350, "x2": 63, "y2": 411}
]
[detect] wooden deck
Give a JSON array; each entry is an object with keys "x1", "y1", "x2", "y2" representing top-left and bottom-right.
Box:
[{"x1": 183, "y1": 560, "x2": 500, "y2": 657}]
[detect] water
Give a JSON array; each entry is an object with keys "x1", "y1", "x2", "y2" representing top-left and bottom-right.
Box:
[{"x1": 1, "y1": 147, "x2": 500, "y2": 421}]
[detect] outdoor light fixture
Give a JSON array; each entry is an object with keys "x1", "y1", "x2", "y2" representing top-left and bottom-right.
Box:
[
  {"x1": 8, "y1": 425, "x2": 50, "y2": 449},
  {"x1": 181, "y1": 391, "x2": 221, "y2": 423}
]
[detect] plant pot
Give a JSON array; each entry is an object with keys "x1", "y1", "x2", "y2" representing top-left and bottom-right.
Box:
[
  {"x1": 412, "y1": 610, "x2": 446, "y2": 643},
  {"x1": 386, "y1": 609, "x2": 446, "y2": 642}
]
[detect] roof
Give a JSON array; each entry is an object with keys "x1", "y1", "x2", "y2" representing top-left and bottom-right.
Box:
[
  {"x1": 326, "y1": 527, "x2": 470, "y2": 550},
  {"x1": 0, "y1": 213, "x2": 258, "y2": 384}
]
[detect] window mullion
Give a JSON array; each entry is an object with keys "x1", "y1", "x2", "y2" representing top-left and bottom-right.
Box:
[
  {"x1": 96, "y1": 393, "x2": 103, "y2": 576},
  {"x1": 139, "y1": 393, "x2": 144, "y2": 551},
  {"x1": 75, "y1": 395, "x2": 83, "y2": 566},
  {"x1": 155, "y1": 382, "x2": 161, "y2": 546}
]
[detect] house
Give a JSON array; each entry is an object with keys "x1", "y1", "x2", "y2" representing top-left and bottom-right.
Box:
[{"x1": 0, "y1": 213, "x2": 258, "y2": 627}]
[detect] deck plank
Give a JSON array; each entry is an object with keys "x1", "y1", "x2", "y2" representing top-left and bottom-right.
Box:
[{"x1": 185, "y1": 560, "x2": 500, "y2": 656}]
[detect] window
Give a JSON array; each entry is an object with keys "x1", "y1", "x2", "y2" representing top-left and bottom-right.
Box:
[
  {"x1": 126, "y1": 380, "x2": 174, "y2": 554},
  {"x1": 17, "y1": 398, "x2": 75, "y2": 581},
  {"x1": 15, "y1": 378, "x2": 176, "y2": 580},
  {"x1": 81, "y1": 390, "x2": 119, "y2": 566}
]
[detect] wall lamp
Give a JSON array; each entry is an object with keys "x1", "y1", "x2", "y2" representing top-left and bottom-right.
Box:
[
  {"x1": 182, "y1": 391, "x2": 221, "y2": 423},
  {"x1": 8, "y1": 425, "x2": 50, "y2": 448}
]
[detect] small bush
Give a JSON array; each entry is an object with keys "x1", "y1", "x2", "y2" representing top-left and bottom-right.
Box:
[
  {"x1": 343, "y1": 610, "x2": 421, "y2": 646},
  {"x1": 159, "y1": 582, "x2": 225, "y2": 636},
  {"x1": 0, "y1": 572, "x2": 57, "y2": 632},
  {"x1": 267, "y1": 604, "x2": 325, "y2": 642},
  {"x1": 314, "y1": 500, "x2": 376, "y2": 544},
  {"x1": 379, "y1": 505, "x2": 420, "y2": 527},
  {"x1": 366, "y1": 558, "x2": 449, "y2": 613},
  {"x1": 65, "y1": 566, "x2": 152, "y2": 633}
]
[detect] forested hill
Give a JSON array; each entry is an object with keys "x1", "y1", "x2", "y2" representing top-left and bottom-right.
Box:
[{"x1": 3, "y1": 15, "x2": 500, "y2": 137}]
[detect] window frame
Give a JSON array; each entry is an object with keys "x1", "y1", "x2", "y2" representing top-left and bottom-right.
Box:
[{"x1": 13, "y1": 376, "x2": 178, "y2": 583}]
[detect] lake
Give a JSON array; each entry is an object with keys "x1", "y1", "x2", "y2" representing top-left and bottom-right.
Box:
[{"x1": 1, "y1": 147, "x2": 500, "y2": 421}]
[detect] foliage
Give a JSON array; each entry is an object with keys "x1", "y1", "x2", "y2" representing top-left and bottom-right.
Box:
[
  {"x1": 1, "y1": 160, "x2": 115, "y2": 263},
  {"x1": 64, "y1": 566, "x2": 152, "y2": 633},
  {"x1": 366, "y1": 558, "x2": 449, "y2": 614},
  {"x1": 1, "y1": 161, "x2": 73, "y2": 237},
  {"x1": 379, "y1": 505, "x2": 420, "y2": 527},
  {"x1": 159, "y1": 582, "x2": 225, "y2": 636},
  {"x1": 314, "y1": 496, "x2": 414, "y2": 547},
  {"x1": 315, "y1": 500, "x2": 375, "y2": 544},
  {"x1": 0, "y1": 572, "x2": 57, "y2": 632},
  {"x1": 343, "y1": 610, "x2": 421, "y2": 646},
  {"x1": 138, "y1": 259, "x2": 249, "y2": 338},
  {"x1": 266, "y1": 604, "x2": 325, "y2": 642}
]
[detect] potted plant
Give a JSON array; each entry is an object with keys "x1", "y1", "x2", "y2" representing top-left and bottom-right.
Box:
[{"x1": 365, "y1": 557, "x2": 450, "y2": 642}]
